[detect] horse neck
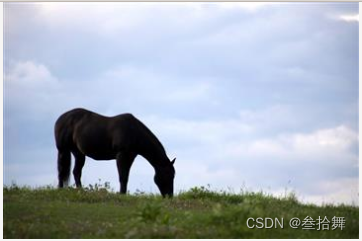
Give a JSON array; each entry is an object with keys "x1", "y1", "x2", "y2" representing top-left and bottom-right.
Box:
[
  {"x1": 140, "y1": 146, "x2": 169, "y2": 171},
  {"x1": 135, "y1": 126, "x2": 169, "y2": 171}
]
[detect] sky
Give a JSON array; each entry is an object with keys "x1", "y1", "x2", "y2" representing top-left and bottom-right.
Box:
[{"x1": 4, "y1": 2, "x2": 359, "y2": 205}]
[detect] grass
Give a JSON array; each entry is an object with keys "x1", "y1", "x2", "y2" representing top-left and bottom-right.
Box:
[{"x1": 3, "y1": 184, "x2": 359, "y2": 238}]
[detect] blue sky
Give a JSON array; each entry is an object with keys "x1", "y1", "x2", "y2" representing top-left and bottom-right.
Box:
[{"x1": 4, "y1": 2, "x2": 359, "y2": 205}]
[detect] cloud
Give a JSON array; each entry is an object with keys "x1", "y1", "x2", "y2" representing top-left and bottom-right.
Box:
[
  {"x1": 299, "y1": 178, "x2": 359, "y2": 205},
  {"x1": 5, "y1": 61, "x2": 57, "y2": 91},
  {"x1": 223, "y1": 125, "x2": 358, "y2": 179},
  {"x1": 4, "y1": 60, "x2": 217, "y2": 120},
  {"x1": 205, "y1": 2, "x2": 279, "y2": 12},
  {"x1": 292, "y1": 125, "x2": 358, "y2": 154},
  {"x1": 36, "y1": 3, "x2": 164, "y2": 37},
  {"x1": 144, "y1": 116, "x2": 253, "y2": 147},
  {"x1": 142, "y1": 114, "x2": 358, "y2": 204},
  {"x1": 6, "y1": 60, "x2": 357, "y2": 203},
  {"x1": 100, "y1": 65, "x2": 214, "y2": 104},
  {"x1": 339, "y1": 14, "x2": 359, "y2": 22},
  {"x1": 5, "y1": 61, "x2": 62, "y2": 120}
]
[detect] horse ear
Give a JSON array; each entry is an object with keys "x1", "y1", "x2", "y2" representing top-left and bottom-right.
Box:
[{"x1": 171, "y1": 158, "x2": 176, "y2": 165}]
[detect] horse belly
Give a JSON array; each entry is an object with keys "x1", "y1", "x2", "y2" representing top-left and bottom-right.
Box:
[
  {"x1": 86, "y1": 152, "x2": 116, "y2": 161},
  {"x1": 74, "y1": 129, "x2": 117, "y2": 160}
]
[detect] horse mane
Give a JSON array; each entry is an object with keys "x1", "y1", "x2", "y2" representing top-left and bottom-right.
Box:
[{"x1": 133, "y1": 116, "x2": 167, "y2": 155}]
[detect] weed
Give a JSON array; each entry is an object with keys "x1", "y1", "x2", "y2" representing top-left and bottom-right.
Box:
[{"x1": 3, "y1": 184, "x2": 359, "y2": 238}]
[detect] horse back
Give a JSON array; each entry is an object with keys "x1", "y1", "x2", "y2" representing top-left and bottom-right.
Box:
[{"x1": 55, "y1": 108, "x2": 139, "y2": 159}]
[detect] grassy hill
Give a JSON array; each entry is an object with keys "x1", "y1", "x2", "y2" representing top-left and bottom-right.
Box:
[{"x1": 4, "y1": 185, "x2": 359, "y2": 238}]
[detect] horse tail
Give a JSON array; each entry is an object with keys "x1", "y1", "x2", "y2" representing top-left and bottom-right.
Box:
[
  {"x1": 54, "y1": 109, "x2": 79, "y2": 187},
  {"x1": 55, "y1": 114, "x2": 72, "y2": 187},
  {"x1": 57, "y1": 150, "x2": 71, "y2": 187}
]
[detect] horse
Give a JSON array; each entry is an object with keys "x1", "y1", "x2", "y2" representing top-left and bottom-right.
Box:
[{"x1": 54, "y1": 108, "x2": 176, "y2": 197}]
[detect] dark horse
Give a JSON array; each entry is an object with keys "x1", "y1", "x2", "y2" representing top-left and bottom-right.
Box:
[{"x1": 54, "y1": 108, "x2": 175, "y2": 197}]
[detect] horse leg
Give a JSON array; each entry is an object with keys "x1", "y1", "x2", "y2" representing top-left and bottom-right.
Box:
[
  {"x1": 57, "y1": 150, "x2": 71, "y2": 188},
  {"x1": 116, "y1": 151, "x2": 137, "y2": 194},
  {"x1": 72, "y1": 149, "x2": 86, "y2": 188}
]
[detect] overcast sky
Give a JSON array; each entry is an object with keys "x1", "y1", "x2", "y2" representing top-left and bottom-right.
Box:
[{"x1": 4, "y1": 2, "x2": 359, "y2": 205}]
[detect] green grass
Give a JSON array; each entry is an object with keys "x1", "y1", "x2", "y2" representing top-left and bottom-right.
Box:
[{"x1": 4, "y1": 185, "x2": 359, "y2": 238}]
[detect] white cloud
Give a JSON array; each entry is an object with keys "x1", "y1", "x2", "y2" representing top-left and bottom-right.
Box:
[
  {"x1": 238, "y1": 105, "x2": 297, "y2": 128},
  {"x1": 339, "y1": 14, "x2": 359, "y2": 22},
  {"x1": 36, "y1": 3, "x2": 149, "y2": 34},
  {"x1": 101, "y1": 65, "x2": 214, "y2": 104},
  {"x1": 142, "y1": 108, "x2": 358, "y2": 167},
  {"x1": 144, "y1": 116, "x2": 253, "y2": 146},
  {"x1": 267, "y1": 176, "x2": 358, "y2": 206},
  {"x1": 292, "y1": 125, "x2": 358, "y2": 153},
  {"x1": 209, "y1": 2, "x2": 277, "y2": 12},
  {"x1": 34, "y1": 3, "x2": 218, "y2": 36},
  {"x1": 141, "y1": 114, "x2": 358, "y2": 204},
  {"x1": 300, "y1": 178, "x2": 359, "y2": 205},
  {"x1": 14, "y1": 2, "x2": 282, "y2": 41},
  {"x1": 5, "y1": 61, "x2": 62, "y2": 119},
  {"x1": 5, "y1": 61, "x2": 217, "y2": 120},
  {"x1": 6, "y1": 61, "x2": 58, "y2": 88},
  {"x1": 226, "y1": 125, "x2": 358, "y2": 164}
]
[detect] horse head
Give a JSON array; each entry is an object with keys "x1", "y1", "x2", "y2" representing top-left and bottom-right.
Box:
[{"x1": 154, "y1": 158, "x2": 176, "y2": 197}]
